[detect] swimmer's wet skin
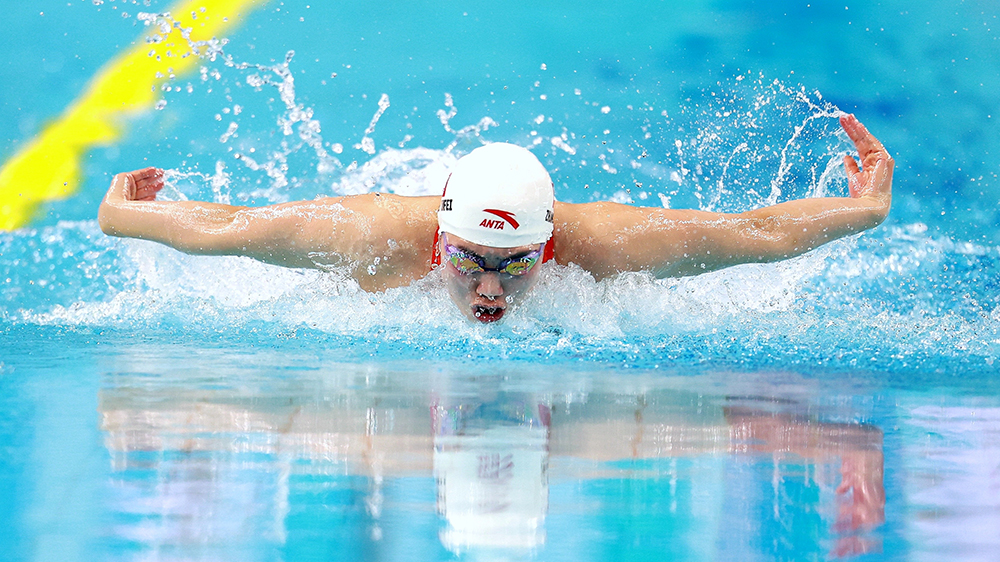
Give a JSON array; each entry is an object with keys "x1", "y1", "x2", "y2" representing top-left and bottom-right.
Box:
[{"x1": 99, "y1": 114, "x2": 893, "y2": 324}]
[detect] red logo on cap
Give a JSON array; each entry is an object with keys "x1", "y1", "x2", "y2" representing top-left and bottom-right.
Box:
[{"x1": 481, "y1": 209, "x2": 519, "y2": 230}]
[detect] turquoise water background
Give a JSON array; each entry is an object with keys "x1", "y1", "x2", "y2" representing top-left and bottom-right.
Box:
[{"x1": 2, "y1": 1, "x2": 1000, "y2": 561}]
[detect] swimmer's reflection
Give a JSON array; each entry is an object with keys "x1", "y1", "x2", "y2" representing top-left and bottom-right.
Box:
[
  {"x1": 430, "y1": 392, "x2": 551, "y2": 554},
  {"x1": 99, "y1": 374, "x2": 884, "y2": 559},
  {"x1": 724, "y1": 400, "x2": 885, "y2": 558}
]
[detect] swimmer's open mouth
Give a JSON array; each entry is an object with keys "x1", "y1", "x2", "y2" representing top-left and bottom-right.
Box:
[{"x1": 473, "y1": 305, "x2": 505, "y2": 323}]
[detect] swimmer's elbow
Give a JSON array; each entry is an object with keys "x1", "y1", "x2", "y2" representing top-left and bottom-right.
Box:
[
  {"x1": 174, "y1": 207, "x2": 299, "y2": 260},
  {"x1": 172, "y1": 225, "x2": 241, "y2": 256},
  {"x1": 742, "y1": 219, "x2": 836, "y2": 263},
  {"x1": 734, "y1": 215, "x2": 796, "y2": 262},
  {"x1": 159, "y1": 207, "x2": 246, "y2": 255}
]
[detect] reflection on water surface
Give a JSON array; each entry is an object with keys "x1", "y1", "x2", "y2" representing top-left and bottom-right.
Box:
[{"x1": 98, "y1": 364, "x2": 887, "y2": 561}]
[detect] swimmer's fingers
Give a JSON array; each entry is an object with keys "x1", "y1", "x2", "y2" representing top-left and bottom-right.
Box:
[
  {"x1": 835, "y1": 474, "x2": 853, "y2": 495},
  {"x1": 127, "y1": 167, "x2": 165, "y2": 201},
  {"x1": 839, "y1": 114, "x2": 894, "y2": 201},
  {"x1": 843, "y1": 155, "x2": 863, "y2": 198},
  {"x1": 840, "y1": 113, "x2": 888, "y2": 159},
  {"x1": 129, "y1": 166, "x2": 161, "y2": 181},
  {"x1": 834, "y1": 451, "x2": 885, "y2": 532}
]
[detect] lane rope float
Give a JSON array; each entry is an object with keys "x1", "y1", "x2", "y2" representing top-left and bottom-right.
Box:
[{"x1": 0, "y1": 0, "x2": 266, "y2": 231}]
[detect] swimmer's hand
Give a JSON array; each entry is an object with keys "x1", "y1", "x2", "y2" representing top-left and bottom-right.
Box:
[
  {"x1": 831, "y1": 448, "x2": 885, "y2": 557},
  {"x1": 556, "y1": 114, "x2": 896, "y2": 279},
  {"x1": 834, "y1": 449, "x2": 885, "y2": 532},
  {"x1": 98, "y1": 167, "x2": 165, "y2": 236},
  {"x1": 110, "y1": 167, "x2": 165, "y2": 203},
  {"x1": 841, "y1": 114, "x2": 893, "y2": 215}
]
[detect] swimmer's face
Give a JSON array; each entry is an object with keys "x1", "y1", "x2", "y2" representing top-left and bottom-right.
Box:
[{"x1": 439, "y1": 233, "x2": 544, "y2": 323}]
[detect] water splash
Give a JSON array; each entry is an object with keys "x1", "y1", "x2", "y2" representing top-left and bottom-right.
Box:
[
  {"x1": 4, "y1": 210, "x2": 998, "y2": 373},
  {"x1": 354, "y1": 93, "x2": 391, "y2": 156},
  {"x1": 638, "y1": 75, "x2": 851, "y2": 214},
  {"x1": 5, "y1": 10, "x2": 995, "y2": 373}
]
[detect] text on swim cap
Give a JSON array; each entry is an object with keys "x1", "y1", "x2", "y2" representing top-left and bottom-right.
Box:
[
  {"x1": 480, "y1": 219, "x2": 507, "y2": 230},
  {"x1": 482, "y1": 209, "x2": 520, "y2": 229}
]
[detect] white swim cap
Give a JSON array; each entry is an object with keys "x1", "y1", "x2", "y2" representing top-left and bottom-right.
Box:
[{"x1": 438, "y1": 143, "x2": 554, "y2": 248}]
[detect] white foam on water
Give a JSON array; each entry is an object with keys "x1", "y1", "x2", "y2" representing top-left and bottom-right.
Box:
[
  {"x1": 15, "y1": 215, "x2": 996, "y2": 370},
  {"x1": 15, "y1": 217, "x2": 825, "y2": 335}
]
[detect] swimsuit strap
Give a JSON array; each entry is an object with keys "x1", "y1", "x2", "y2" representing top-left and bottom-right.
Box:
[
  {"x1": 431, "y1": 230, "x2": 442, "y2": 267},
  {"x1": 431, "y1": 231, "x2": 555, "y2": 270}
]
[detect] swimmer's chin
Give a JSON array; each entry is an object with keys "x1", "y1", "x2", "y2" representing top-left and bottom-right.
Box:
[{"x1": 472, "y1": 305, "x2": 505, "y2": 323}]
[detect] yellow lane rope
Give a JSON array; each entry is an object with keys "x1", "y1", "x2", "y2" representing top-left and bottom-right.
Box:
[{"x1": 0, "y1": 0, "x2": 267, "y2": 231}]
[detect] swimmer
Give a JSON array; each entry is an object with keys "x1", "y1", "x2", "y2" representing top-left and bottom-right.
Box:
[{"x1": 99, "y1": 114, "x2": 893, "y2": 323}]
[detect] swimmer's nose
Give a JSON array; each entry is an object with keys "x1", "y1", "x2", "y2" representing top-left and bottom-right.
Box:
[{"x1": 476, "y1": 272, "x2": 504, "y2": 299}]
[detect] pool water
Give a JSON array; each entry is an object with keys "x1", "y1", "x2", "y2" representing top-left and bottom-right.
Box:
[{"x1": 2, "y1": 1, "x2": 1000, "y2": 561}]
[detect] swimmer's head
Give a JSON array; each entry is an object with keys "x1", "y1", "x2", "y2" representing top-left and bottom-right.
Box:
[
  {"x1": 438, "y1": 143, "x2": 554, "y2": 248},
  {"x1": 437, "y1": 143, "x2": 554, "y2": 323}
]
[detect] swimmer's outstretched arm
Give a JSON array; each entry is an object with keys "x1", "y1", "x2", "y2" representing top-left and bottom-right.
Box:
[
  {"x1": 556, "y1": 114, "x2": 894, "y2": 279},
  {"x1": 98, "y1": 170, "x2": 439, "y2": 288}
]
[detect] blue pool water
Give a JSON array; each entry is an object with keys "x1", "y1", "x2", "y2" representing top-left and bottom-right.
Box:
[{"x1": 2, "y1": 1, "x2": 1000, "y2": 560}]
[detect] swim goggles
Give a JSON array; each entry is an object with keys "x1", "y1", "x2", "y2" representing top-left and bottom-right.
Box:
[{"x1": 443, "y1": 236, "x2": 541, "y2": 276}]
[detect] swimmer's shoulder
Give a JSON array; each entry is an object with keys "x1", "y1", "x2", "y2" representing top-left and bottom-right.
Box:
[
  {"x1": 552, "y1": 200, "x2": 630, "y2": 274},
  {"x1": 306, "y1": 193, "x2": 439, "y2": 234},
  {"x1": 310, "y1": 192, "x2": 438, "y2": 214},
  {"x1": 312, "y1": 193, "x2": 440, "y2": 290},
  {"x1": 553, "y1": 200, "x2": 689, "y2": 278},
  {"x1": 553, "y1": 200, "x2": 628, "y2": 230}
]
